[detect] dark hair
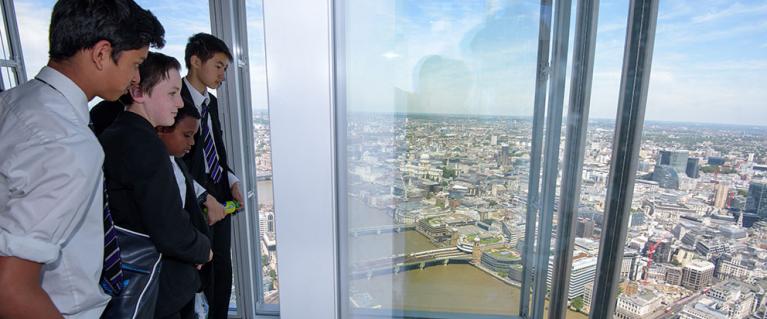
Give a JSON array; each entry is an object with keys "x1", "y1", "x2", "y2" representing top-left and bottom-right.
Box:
[
  {"x1": 184, "y1": 33, "x2": 233, "y2": 69},
  {"x1": 120, "y1": 52, "x2": 181, "y2": 105},
  {"x1": 49, "y1": 0, "x2": 165, "y2": 62},
  {"x1": 158, "y1": 104, "x2": 200, "y2": 132}
]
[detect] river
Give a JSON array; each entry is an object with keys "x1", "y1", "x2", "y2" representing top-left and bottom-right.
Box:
[
  {"x1": 256, "y1": 181, "x2": 585, "y2": 318},
  {"x1": 347, "y1": 198, "x2": 588, "y2": 319}
]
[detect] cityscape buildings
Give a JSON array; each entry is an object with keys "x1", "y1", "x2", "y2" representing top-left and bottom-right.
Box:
[{"x1": 254, "y1": 112, "x2": 767, "y2": 317}]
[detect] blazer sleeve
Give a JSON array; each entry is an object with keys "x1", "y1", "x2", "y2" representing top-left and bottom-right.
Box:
[{"x1": 130, "y1": 152, "x2": 210, "y2": 264}]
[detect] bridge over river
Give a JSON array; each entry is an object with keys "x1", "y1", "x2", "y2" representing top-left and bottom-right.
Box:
[
  {"x1": 350, "y1": 247, "x2": 473, "y2": 279},
  {"x1": 349, "y1": 224, "x2": 416, "y2": 237}
]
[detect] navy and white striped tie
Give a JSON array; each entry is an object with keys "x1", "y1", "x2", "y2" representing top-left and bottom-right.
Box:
[
  {"x1": 201, "y1": 102, "x2": 224, "y2": 184},
  {"x1": 100, "y1": 178, "x2": 124, "y2": 295}
]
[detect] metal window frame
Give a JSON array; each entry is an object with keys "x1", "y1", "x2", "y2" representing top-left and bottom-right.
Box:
[
  {"x1": 590, "y1": 1, "x2": 659, "y2": 318},
  {"x1": 332, "y1": 0, "x2": 351, "y2": 317},
  {"x1": 530, "y1": 0, "x2": 573, "y2": 318},
  {"x1": 0, "y1": 0, "x2": 27, "y2": 90},
  {"x1": 519, "y1": 0, "x2": 553, "y2": 315},
  {"x1": 548, "y1": 0, "x2": 600, "y2": 318},
  {"x1": 209, "y1": 0, "x2": 279, "y2": 317}
]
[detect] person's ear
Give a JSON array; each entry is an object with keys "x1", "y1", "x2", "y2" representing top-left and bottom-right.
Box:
[
  {"x1": 129, "y1": 85, "x2": 145, "y2": 102},
  {"x1": 90, "y1": 40, "x2": 113, "y2": 71},
  {"x1": 190, "y1": 55, "x2": 202, "y2": 69}
]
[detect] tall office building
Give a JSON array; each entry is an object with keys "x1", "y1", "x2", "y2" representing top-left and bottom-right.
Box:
[
  {"x1": 547, "y1": 255, "x2": 598, "y2": 300},
  {"x1": 715, "y1": 183, "x2": 730, "y2": 209},
  {"x1": 576, "y1": 218, "x2": 595, "y2": 238},
  {"x1": 686, "y1": 157, "x2": 700, "y2": 178},
  {"x1": 498, "y1": 144, "x2": 510, "y2": 167},
  {"x1": 658, "y1": 150, "x2": 689, "y2": 173},
  {"x1": 682, "y1": 260, "x2": 715, "y2": 291},
  {"x1": 621, "y1": 251, "x2": 639, "y2": 280},
  {"x1": 652, "y1": 165, "x2": 681, "y2": 189},
  {"x1": 745, "y1": 181, "x2": 767, "y2": 218},
  {"x1": 666, "y1": 266, "x2": 683, "y2": 286}
]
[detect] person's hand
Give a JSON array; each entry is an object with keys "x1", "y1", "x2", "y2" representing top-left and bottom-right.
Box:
[
  {"x1": 196, "y1": 250, "x2": 214, "y2": 270},
  {"x1": 205, "y1": 194, "x2": 225, "y2": 225},
  {"x1": 231, "y1": 182, "x2": 244, "y2": 209}
]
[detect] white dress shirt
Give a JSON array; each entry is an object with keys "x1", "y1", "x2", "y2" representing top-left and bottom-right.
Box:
[
  {"x1": 171, "y1": 156, "x2": 187, "y2": 207},
  {"x1": 170, "y1": 156, "x2": 207, "y2": 206},
  {"x1": 0, "y1": 66, "x2": 110, "y2": 318},
  {"x1": 183, "y1": 77, "x2": 239, "y2": 188}
]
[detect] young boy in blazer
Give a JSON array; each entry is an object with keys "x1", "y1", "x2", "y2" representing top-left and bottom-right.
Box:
[
  {"x1": 181, "y1": 33, "x2": 242, "y2": 319},
  {"x1": 100, "y1": 52, "x2": 212, "y2": 319}
]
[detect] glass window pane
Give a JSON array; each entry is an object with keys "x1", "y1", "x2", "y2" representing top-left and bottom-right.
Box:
[
  {"x1": 335, "y1": 1, "x2": 588, "y2": 317},
  {"x1": 0, "y1": 4, "x2": 12, "y2": 61},
  {"x1": 245, "y1": 0, "x2": 280, "y2": 307},
  {"x1": 562, "y1": 1, "x2": 630, "y2": 318},
  {"x1": 628, "y1": 0, "x2": 767, "y2": 317},
  {"x1": 579, "y1": 1, "x2": 767, "y2": 318},
  {"x1": 1, "y1": 66, "x2": 17, "y2": 89},
  {"x1": 14, "y1": 0, "x2": 52, "y2": 81}
]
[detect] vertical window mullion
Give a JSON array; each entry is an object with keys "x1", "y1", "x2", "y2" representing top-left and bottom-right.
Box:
[
  {"x1": 590, "y1": 0, "x2": 659, "y2": 318},
  {"x1": 548, "y1": 0, "x2": 600, "y2": 317},
  {"x1": 1, "y1": 0, "x2": 27, "y2": 89},
  {"x1": 208, "y1": 0, "x2": 271, "y2": 317},
  {"x1": 531, "y1": 0, "x2": 573, "y2": 317},
  {"x1": 519, "y1": 0, "x2": 553, "y2": 316}
]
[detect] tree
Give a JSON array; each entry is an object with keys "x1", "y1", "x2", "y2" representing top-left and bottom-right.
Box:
[
  {"x1": 700, "y1": 165, "x2": 718, "y2": 174},
  {"x1": 738, "y1": 189, "x2": 748, "y2": 197},
  {"x1": 261, "y1": 255, "x2": 269, "y2": 266},
  {"x1": 571, "y1": 296, "x2": 584, "y2": 312}
]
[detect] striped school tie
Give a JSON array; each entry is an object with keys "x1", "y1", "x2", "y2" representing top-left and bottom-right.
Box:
[
  {"x1": 201, "y1": 102, "x2": 224, "y2": 184},
  {"x1": 100, "y1": 178, "x2": 124, "y2": 295}
]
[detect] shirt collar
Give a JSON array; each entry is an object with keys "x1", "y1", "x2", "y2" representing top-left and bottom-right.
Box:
[
  {"x1": 183, "y1": 77, "x2": 209, "y2": 110},
  {"x1": 35, "y1": 66, "x2": 90, "y2": 126}
]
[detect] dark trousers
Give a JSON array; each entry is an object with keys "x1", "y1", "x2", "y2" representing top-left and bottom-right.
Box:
[
  {"x1": 157, "y1": 297, "x2": 195, "y2": 319},
  {"x1": 204, "y1": 215, "x2": 233, "y2": 319}
]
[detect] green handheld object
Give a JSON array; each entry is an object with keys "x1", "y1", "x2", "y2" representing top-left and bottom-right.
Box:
[
  {"x1": 203, "y1": 201, "x2": 241, "y2": 215},
  {"x1": 223, "y1": 201, "x2": 241, "y2": 215}
]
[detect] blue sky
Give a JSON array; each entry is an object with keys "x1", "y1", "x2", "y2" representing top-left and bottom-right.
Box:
[{"x1": 13, "y1": 0, "x2": 767, "y2": 125}]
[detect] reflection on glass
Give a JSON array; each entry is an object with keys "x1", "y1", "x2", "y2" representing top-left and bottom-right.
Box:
[
  {"x1": 337, "y1": 1, "x2": 586, "y2": 317},
  {"x1": 246, "y1": 0, "x2": 279, "y2": 305}
]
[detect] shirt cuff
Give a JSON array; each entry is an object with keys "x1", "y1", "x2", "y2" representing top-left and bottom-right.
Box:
[
  {"x1": 0, "y1": 232, "x2": 61, "y2": 264},
  {"x1": 228, "y1": 172, "x2": 240, "y2": 188},
  {"x1": 193, "y1": 180, "x2": 207, "y2": 197}
]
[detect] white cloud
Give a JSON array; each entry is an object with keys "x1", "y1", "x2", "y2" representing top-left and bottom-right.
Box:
[{"x1": 692, "y1": 2, "x2": 767, "y2": 23}]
